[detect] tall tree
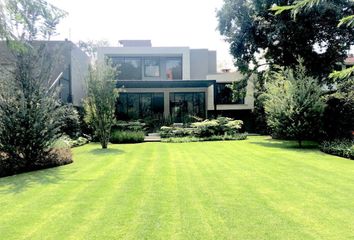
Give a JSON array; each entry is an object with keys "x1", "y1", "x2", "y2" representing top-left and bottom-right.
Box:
[
  {"x1": 84, "y1": 61, "x2": 118, "y2": 149},
  {"x1": 0, "y1": 0, "x2": 68, "y2": 175},
  {"x1": 217, "y1": 0, "x2": 354, "y2": 81},
  {"x1": 262, "y1": 61, "x2": 326, "y2": 147}
]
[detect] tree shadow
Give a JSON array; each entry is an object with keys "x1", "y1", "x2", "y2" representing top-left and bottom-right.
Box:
[
  {"x1": 89, "y1": 148, "x2": 125, "y2": 156},
  {"x1": 0, "y1": 165, "x2": 71, "y2": 195},
  {"x1": 250, "y1": 138, "x2": 318, "y2": 150}
]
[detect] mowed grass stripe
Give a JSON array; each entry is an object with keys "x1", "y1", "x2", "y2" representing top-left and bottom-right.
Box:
[{"x1": 0, "y1": 136, "x2": 353, "y2": 239}]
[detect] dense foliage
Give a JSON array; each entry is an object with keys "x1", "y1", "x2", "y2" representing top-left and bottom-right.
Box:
[
  {"x1": 217, "y1": 0, "x2": 354, "y2": 80},
  {"x1": 0, "y1": 0, "x2": 71, "y2": 176},
  {"x1": 160, "y1": 117, "x2": 244, "y2": 140},
  {"x1": 320, "y1": 139, "x2": 354, "y2": 159},
  {"x1": 59, "y1": 105, "x2": 81, "y2": 139},
  {"x1": 262, "y1": 62, "x2": 325, "y2": 146},
  {"x1": 84, "y1": 61, "x2": 118, "y2": 149},
  {"x1": 110, "y1": 130, "x2": 145, "y2": 144}
]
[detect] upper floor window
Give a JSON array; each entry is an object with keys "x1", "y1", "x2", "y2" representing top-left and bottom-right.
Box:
[
  {"x1": 166, "y1": 57, "x2": 182, "y2": 80},
  {"x1": 111, "y1": 57, "x2": 142, "y2": 80},
  {"x1": 144, "y1": 58, "x2": 160, "y2": 77}
]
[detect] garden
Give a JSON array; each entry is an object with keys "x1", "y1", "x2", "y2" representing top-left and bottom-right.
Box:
[{"x1": 0, "y1": 0, "x2": 353, "y2": 239}]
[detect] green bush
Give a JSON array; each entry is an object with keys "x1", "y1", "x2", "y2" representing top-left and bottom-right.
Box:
[
  {"x1": 192, "y1": 117, "x2": 243, "y2": 137},
  {"x1": 54, "y1": 136, "x2": 89, "y2": 148},
  {"x1": 160, "y1": 126, "x2": 193, "y2": 138},
  {"x1": 162, "y1": 133, "x2": 248, "y2": 143},
  {"x1": 110, "y1": 130, "x2": 145, "y2": 144},
  {"x1": 160, "y1": 117, "x2": 243, "y2": 139},
  {"x1": 113, "y1": 121, "x2": 146, "y2": 132},
  {"x1": 59, "y1": 105, "x2": 81, "y2": 138},
  {"x1": 320, "y1": 139, "x2": 354, "y2": 159}
]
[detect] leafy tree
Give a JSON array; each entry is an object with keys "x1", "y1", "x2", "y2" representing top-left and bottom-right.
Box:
[
  {"x1": 0, "y1": 0, "x2": 68, "y2": 174},
  {"x1": 217, "y1": 0, "x2": 354, "y2": 81},
  {"x1": 262, "y1": 61, "x2": 326, "y2": 147},
  {"x1": 84, "y1": 61, "x2": 118, "y2": 149}
]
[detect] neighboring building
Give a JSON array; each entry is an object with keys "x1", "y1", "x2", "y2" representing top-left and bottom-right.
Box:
[
  {"x1": 98, "y1": 40, "x2": 254, "y2": 128},
  {"x1": 0, "y1": 40, "x2": 89, "y2": 106}
]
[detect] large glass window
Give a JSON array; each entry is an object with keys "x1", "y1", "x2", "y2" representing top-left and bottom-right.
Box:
[
  {"x1": 111, "y1": 57, "x2": 142, "y2": 80},
  {"x1": 144, "y1": 58, "x2": 160, "y2": 77},
  {"x1": 170, "y1": 92, "x2": 205, "y2": 122},
  {"x1": 215, "y1": 83, "x2": 245, "y2": 104},
  {"x1": 117, "y1": 93, "x2": 164, "y2": 120},
  {"x1": 165, "y1": 57, "x2": 182, "y2": 80}
]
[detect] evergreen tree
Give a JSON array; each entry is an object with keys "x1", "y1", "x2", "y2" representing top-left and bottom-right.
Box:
[{"x1": 263, "y1": 61, "x2": 326, "y2": 147}]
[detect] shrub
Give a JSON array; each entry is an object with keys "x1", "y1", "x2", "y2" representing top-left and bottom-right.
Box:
[
  {"x1": 0, "y1": 147, "x2": 73, "y2": 178},
  {"x1": 113, "y1": 121, "x2": 146, "y2": 132},
  {"x1": 320, "y1": 139, "x2": 354, "y2": 159},
  {"x1": 54, "y1": 136, "x2": 89, "y2": 148},
  {"x1": 160, "y1": 126, "x2": 193, "y2": 138},
  {"x1": 110, "y1": 130, "x2": 145, "y2": 144},
  {"x1": 191, "y1": 117, "x2": 243, "y2": 138},
  {"x1": 59, "y1": 105, "x2": 81, "y2": 138},
  {"x1": 162, "y1": 133, "x2": 248, "y2": 143}
]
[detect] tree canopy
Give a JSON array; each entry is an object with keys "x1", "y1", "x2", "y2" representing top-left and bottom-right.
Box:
[{"x1": 217, "y1": 0, "x2": 354, "y2": 81}]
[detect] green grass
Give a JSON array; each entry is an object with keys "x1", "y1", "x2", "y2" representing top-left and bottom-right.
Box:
[{"x1": 0, "y1": 136, "x2": 353, "y2": 239}]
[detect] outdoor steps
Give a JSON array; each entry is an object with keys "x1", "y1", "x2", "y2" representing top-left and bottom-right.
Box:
[{"x1": 144, "y1": 133, "x2": 161, "y2": 142}]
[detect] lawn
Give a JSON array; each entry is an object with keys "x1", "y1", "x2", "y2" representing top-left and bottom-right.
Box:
[{"x1": 0, "y1": 136, "x2": 353, "y2": 239}]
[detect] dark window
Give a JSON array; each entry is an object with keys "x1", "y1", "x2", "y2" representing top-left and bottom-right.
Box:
[
  {"x1": 111, "y1": 57, "x2": 142, "y2": 80},
  {"x1": 165, "y1": 57, "x2": 182, "y2": 80},
  {"x1": 117, "y1": 93, "x2": 164, "y2": 120},
  {"x1": 144, "y1": 58, "x2": 160, "y2": 77},
  {"x1": 215, "y1": 83, "x2": 244, "y2": 104},
  {"x1": 170, "y1": 92, "x2": 205, "y2": 122}
]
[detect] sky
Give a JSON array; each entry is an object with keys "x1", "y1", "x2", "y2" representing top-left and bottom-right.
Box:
[{"x1": 48, "y1": 0, "x2": 236, "y2": 71}]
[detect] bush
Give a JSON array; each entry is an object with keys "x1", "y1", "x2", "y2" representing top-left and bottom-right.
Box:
[
  {"x1": 160, "y1": 117, "x2": 243, "y2": 139},
  {"x1": 192, "y1": 117, "x2": 243, "y2": 138},
  {"x1": 0, "y1": 147, "x2": 73, "y2": 178},
  {"x1": 162, "y1": 133, "x2": 248, "y2": 143},
  {"x1": 59, "y1": 105, "x2": 81, "y2": 138},
  {"x1": 160, "y1": 126, "x2": 193, "y2": 138},
  {"x1": 113, "y1": 121, "x2": 146, "y2": 132},
  {"x1": 110, "y1": 130, "x2": 145, "y2": 144},
  {"x1": 320, "y1": 139, "x2": 354, "y2": 159},
  {"x1": 55, "y1": 136, "x2": 89, "y2": 148}
]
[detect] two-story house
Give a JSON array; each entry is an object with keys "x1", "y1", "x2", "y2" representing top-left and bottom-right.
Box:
[{"x1": 97, "y1": 40, "x2": 254, "y2": 128}]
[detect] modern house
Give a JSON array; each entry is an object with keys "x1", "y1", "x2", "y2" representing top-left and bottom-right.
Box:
[
  {"x1": 0, "y1": 40, "x2": 89, "y2": 106},
  {"x1": 98, "y1": 40, "x2": 254, "y2": 128}
]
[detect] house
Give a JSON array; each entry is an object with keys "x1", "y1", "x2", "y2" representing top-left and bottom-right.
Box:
[
  {"x1": 0, "y1": 40, "x2": 89, "y2": 106},
  {"x1": 98, "y1": 40, "x2": 254, "y2": 128}
]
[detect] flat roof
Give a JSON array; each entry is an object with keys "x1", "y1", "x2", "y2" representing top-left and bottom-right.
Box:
[{"x1": 116, "y1": 80, "x2": 216, "y2": 89}]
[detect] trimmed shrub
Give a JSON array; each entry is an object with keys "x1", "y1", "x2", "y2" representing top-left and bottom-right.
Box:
[
  {"x1": 110, "y1": 130, "x2": 145, "y2": 144},
  {"x1": 160, "y1": 126, "x2": 193, "y2": 138},
  {"x1": 59, "y1": 105, "x2": 81, "y2": 138},
  {"x1": 192, "y1": 117, "x2": 243, "y2": 138},
  {"x1": 113, "y1": 121, "x2": 146, "y2": 132},
  {"x1": 320, "y1": 139, "x2": 354, "y2": 159},
  {"x1": 55, "y1": 136, "x2": 89, "y2": 148},
  {"x1": 0, "y1": 147, "x2": 73, "y2": 178},
  {"x1": 162, "y1": 133, "x2": 248, "y2": 143}
]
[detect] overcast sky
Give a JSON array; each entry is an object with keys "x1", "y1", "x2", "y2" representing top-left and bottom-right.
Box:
[{"x1": 48, "y1": 0, "x2": 235, "y2": 70}]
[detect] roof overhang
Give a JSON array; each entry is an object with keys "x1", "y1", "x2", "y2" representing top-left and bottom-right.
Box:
[{"x1": 116, "y1": 80, "x2": 216, "y2": 89}]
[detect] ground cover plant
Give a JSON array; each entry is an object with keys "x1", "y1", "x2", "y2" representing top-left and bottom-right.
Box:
[{"x1": 0, "y1": 136, "x2": 353, "y2": 239}]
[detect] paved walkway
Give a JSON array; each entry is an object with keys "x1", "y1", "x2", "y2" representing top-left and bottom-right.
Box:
[{"x1": 144, "y1": 133, "x2": 161, "y2": 142}]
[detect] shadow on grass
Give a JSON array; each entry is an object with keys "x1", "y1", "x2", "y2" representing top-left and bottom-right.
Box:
[
  {"x1": 89, "y1": 148, "x2": 125, "y2": 156},
  {"x1": 0, "y1": 166, "x2": 70, "y2": 195},
  {"x1": 250, "y1": 138, "x2": 318, "y2": 150}
]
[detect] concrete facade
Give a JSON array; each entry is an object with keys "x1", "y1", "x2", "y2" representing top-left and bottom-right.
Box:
[
  {"x1": 98, "y1": 41, "x2": 254, "y2": 121},
  {"x1": 0, "y1": 41, "x2": 89, "y2": 106}
]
